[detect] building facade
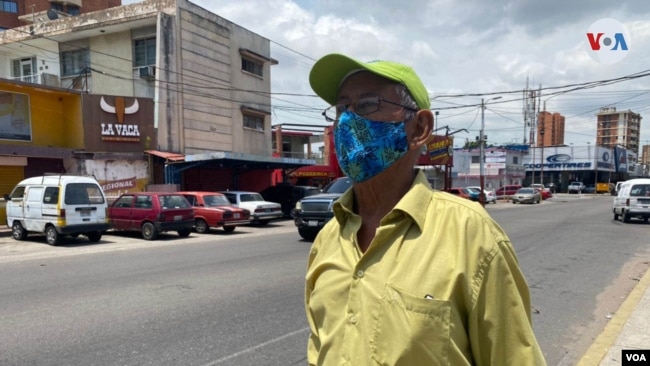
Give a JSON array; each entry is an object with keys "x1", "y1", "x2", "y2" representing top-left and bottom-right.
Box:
[
  {"x1": 596, "y1": 107, "x2": 642, "y2": 154},
  {"x1": 0, "y1": 0, "x2": 313, "y2": 212},
  {"x1": 536, "y1": 111, "x2": 565, "y2": 147}
]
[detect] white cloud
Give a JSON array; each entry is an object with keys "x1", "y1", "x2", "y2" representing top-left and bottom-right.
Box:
[{"x1": 128, "y1": 0, "x2": 650, "y2": 149}]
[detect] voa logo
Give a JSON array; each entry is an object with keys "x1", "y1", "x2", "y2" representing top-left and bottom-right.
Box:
[{"x1": 586, "y1": 18, "x2": 631, "y2": 64}]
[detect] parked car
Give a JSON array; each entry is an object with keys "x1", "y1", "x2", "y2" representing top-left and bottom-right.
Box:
[
  {"x1": 530, "y1": 183, "x2": 552, "y2": 200},
  {"x1": 511, "y1": 187, "x2": 541, "y2": 204},
  {"x1": 260, "y1": 183, "x2": 320, "y2": 218},
  {"x1": 465, "y1": 186, "x2": 497, "y2": 204},
  {"x1": 612, "y1": 178, "x2": 650, "y2": 223},
  {"x1": 293, "y1": 177, "x2": 353, "y2": 241},
  {"x1": 108, "y1": 192, "x2": 194, "y2": 240},
  {"x1": 219, "y1": 191, "x2": 283, "y2": 225},
  {"x1": 583, "y1": 185, "x2": 596, "y2": 194},
  {"x1": 568, "y1": 181, "x2": 585, "y2": 194},
  {"x1": 495, "y1": 185, "x2": 522, "y2": 199},
  {"x1": 447, "y1": 187, "x2": 472, "y2": 200},
  {"x1": 4, "y1": 174, "x2": 110, "y2": 246},
  {"x1": 178, "y1": 191, "x2": 251, "y2": 233}
]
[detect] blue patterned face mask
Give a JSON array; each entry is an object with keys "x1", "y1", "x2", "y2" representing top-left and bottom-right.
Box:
[{"x1": 334, "y1": 110, "x2": 409, "y2": 183}]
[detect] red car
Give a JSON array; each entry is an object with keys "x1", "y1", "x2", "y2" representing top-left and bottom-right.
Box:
[
  {"x1": 108, "y1": 192, "x2": 194, "y2": 240},
  {"x1": 178, "y1": 191, "x2": 251, "y2": 233},
  {"x1": 448, "y1": 187, "x2": 472, "y2": 200}
]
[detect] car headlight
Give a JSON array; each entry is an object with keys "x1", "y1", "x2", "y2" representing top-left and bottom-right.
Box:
[{"x1": 295, "y1": 201, "x2": 302, "y2": 211}]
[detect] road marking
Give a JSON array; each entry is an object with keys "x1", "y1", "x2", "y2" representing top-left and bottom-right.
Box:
[{"x1": 200, "y1": 327, "x2": 310, "y2": 365}]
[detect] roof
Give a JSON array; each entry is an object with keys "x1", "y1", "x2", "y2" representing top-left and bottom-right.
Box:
[{"x1": 145, "y1": 150, "x2": 185, "y2": 162}]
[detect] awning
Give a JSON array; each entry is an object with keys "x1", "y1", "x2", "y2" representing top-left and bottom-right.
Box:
[{"x1": 145, "y1": 150, "x2": 185, "y2": 162}]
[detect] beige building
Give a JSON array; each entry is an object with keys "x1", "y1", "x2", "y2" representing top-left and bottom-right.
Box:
[
  {"x1": 0, "y1": 0, "x2": 312, "y2": 192},
  {"x1": 596, "y1": 107, "x2": 642, "y2": 153}
]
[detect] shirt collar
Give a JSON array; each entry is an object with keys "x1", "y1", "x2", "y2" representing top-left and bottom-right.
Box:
[{"x1": 333, "y1": 170, "x2": 432, "y2": 232}]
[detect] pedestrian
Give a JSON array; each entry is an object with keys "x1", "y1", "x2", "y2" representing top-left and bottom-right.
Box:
[{"x1": 305, "y1": 53, "x2": 546, "y2": 365}]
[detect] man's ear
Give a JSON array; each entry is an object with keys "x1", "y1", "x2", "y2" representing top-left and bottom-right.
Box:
[{"x1": 408, "y1": 109, "x2": 434, "y2": 150}]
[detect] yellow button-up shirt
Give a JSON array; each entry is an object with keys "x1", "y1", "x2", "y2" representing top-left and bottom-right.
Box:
[{"x1": 305, "y1": 171, "x2": 546, "y2": 365}]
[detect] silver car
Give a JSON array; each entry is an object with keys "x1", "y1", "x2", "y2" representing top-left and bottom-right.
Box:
[{"x1": 511, "y1": 188, "x2": 541, "y2": 204}]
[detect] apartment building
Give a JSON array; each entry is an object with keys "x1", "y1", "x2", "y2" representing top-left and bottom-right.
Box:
[
  {"x1": 536, "y1": 111, "x2": 565, "y2": 147},
  {"x1": 596, "y1": 107, "x2": 642, "y2": 153}
]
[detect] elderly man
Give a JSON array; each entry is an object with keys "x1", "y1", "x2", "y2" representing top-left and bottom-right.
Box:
[{"x1": 304, "y1": 53, "x2": 546, "y2": 365}]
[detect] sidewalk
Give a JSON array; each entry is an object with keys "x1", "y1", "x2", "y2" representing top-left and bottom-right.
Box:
[{"x1": 578, "y1": 263, "x2": 650, "y2": 365}]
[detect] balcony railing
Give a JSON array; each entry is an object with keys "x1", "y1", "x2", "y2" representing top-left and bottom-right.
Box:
[{"x1": 10, "y1": 74, "x2": 41, "y2": 84}]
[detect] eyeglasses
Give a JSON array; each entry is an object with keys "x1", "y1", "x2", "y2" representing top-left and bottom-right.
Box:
[{"x1": 322, "y1": 96, "x2": 419, "y2": 122}]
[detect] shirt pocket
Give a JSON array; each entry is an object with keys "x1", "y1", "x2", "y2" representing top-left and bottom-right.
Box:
[{"x1": 371, "y1": 283, "x2": 450, "y2": 365}]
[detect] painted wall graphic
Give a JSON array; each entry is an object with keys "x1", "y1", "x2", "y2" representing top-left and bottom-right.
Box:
[
  {"x1": 84, "y1": 159, "x2": 150, "y2": 201},
  {"x1": 0, "y1": 91, "x2": 31, "y2": 141}
]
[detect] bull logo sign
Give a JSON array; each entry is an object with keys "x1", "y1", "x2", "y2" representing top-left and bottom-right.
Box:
[{"x1": 100, "y1": 96, "x2": 140, "y2": 142}]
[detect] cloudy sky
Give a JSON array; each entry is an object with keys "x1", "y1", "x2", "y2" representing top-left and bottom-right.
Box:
[{"x1": 125, "y1": 0, "x2": 650, "y2": 150}]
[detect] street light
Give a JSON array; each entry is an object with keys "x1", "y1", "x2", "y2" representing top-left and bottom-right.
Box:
[{"x1": 480, "y1": 96, "x2": 502, "y2": 206}]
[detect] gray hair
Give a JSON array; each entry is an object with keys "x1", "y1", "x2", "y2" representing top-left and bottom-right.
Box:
[{"x1": 395, "y1": 84, "x2": 419, "y2": 121}]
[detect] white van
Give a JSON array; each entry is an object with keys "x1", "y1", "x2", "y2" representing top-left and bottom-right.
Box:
[
  {"x1": 5, "y1": 175, "x2": 110, "y2": 245},
  {"x1": 612, "y1": 178, "x2": 650, "y2": 223}
]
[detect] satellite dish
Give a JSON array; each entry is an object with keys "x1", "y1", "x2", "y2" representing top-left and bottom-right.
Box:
[{"x1": 46, "y1": 9, "x2": 59, "y2": 20}]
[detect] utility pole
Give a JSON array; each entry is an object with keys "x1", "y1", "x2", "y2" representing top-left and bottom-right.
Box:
[{"x1": 480, "y1": 96, "x2": 502, "y2": 207}]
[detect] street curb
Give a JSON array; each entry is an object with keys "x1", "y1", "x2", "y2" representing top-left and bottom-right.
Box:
[{"x1": 576, "y1": 261, "x2": 650, "y2": 366}]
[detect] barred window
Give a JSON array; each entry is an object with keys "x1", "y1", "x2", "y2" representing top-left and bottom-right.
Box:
[
  {"x1": 241, "y1": 58, "x2": 263, "y2": 77},
  {"x1": 243, "y1": 113, "x2": 264, "y2": 131}
]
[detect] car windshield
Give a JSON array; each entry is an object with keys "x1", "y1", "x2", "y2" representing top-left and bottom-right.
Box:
[
  {"x1": 518, "y1": 188, "x2": 534, "y2": 194},
  {"x1": 466, "y1": 187, "x2": 480, "y2": 193},
  {"x1": 159, "y1": 195, "x2": 190, "y2": 209},
  {"x1": 241, "y1": 193, "x2": 264, "y2": 202},
  {"x1": 323, "y1": 177, "x2": 353, "y2": 194},
  {"x1": 204, "y1": 195, "x2": 231, "y2": 206}
]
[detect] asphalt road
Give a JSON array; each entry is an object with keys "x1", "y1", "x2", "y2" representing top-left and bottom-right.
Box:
[{"x1": 0, "y1": 195, "x2": 648, "y2": 365}]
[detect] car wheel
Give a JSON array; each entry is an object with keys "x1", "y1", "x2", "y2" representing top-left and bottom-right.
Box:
[
  {"x1": 613, "y1": 212, "x2": 619, "y2": 220},
  {"x1": 141, "y1": 222, "x2": 158, "y2": 240},
  {"x1": 623, "y1": 212, "x2": 631, "y2": 223},
  {"x1": 256, "y1": 220, "x2": 269, "y2": 226},
  {"x1": 223, "y1": 226, "x2": 236, "y2": 233},
  {"x1": 298, "y1": 228, "x2": 317, "y2": 242},
  {"x1": 87, "y1": 231, "x2": 102, "y2": 242},
  {"x1": 177, "y1": 228, "x2": 191, "y2": 238},
  {"x1": 195, "y1": 219, "x2": 209, "y2": 234},
  {"x1": 512, "y1": 200, "x2": 517, "y2": 204},
  {"x1": 11, "y1": 221, "x2": 28, "y2": 241},
  {"x1": 45, "y1": 225, "x2": 61, "y2": 246}
]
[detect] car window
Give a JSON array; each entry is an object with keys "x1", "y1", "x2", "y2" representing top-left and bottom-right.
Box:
[
  {"x1": 135, "y1": 195, "x2": 153, "y2": 209},
  {"x1": 204, "y1": 195, "x2": 230, "y2": 206},
  {"x1": 160, "y1": 195, "x2": 190, "y2": 209},
  {"x1": 324, "y1": 177, "x2": 353, "y2": 194},
  {"x1": 114, "y1": 195, "x2": 134, "y2": 208},
  {"x1": 241, "y1": 193, "x2": 264, "y2": 202},
  {"x1": 65, "y1": 183, "x2": 105, "y2": 205},
  {"x1": 630, "y1": 184, "x2": 650, "y2": 197},
  {"x1": 43, "y1": 187, "x2": 59, "y2": 204},
  {"x1": 10, "y1": 186, "x2": 26, "y2": 199},
  {"x1": 222, "y1": 193, "x2": 237, "y2": 204}
]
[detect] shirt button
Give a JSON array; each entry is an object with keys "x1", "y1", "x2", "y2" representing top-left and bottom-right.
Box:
[
  {"x1": 356, "y1": 270, "x2": 364, "y2": 278},
  {"x1": 349, "y1": 316, "x2": 358, "y2": 324}
]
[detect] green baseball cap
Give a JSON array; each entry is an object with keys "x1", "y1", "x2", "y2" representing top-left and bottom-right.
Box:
[{"x1": 309, "y1": 53, "x2": 430, "y2": 110}]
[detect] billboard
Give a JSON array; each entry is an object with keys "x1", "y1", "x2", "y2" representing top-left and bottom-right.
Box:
[{"x1": 417, "y1": 135, "x2": 453, "y2": 166}]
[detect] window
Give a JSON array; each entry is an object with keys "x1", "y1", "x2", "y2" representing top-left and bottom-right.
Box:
[
  {"x1": 243, "y1": 113, "x2": 264, "y2": 131},
  {"x1": 134, "y1": 37, "x2": 156, "y2": 67},
  {"x1": 1, "y1": 1, "x2": 17, "y2": 13},
  {"x1": 241, "y1": 58, "x2": 263, "y2": 77},
  {"x1": 66, "y1": 5, "x2": 80, "y2": 15},
  {"x1": 43, "y1": 187, "x2": 59, "y2": 204},
  {"x1": 471, "y1": 155, "x2": 480, "y2": 164},
  {"x1": 513, "y1": 156, "x2": 519, "y2": 164},
  {"x1": 61, "y1": 49, "x2": 89, "y2": 77}
]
